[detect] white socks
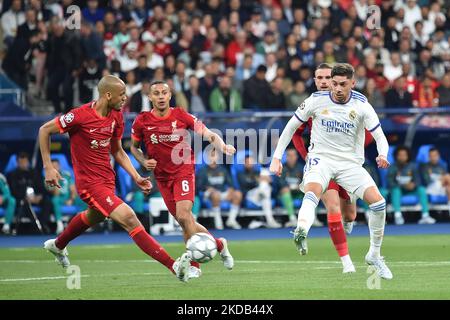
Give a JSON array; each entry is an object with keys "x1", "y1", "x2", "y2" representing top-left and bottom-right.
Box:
[
  {"x1": 297, "y1": 191, "x2": 319, "y2": 233},
  {"x1": 367, "y1": 199, "x2": 386, "y2": 258}
]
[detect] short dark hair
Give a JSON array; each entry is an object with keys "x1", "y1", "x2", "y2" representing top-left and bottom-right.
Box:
[
  {"x1": 316, "y1": 63, "x2": 333, "y2": 70},
  {"x1": 18, "y1": 151, "x2": 29, "y2": 159},
  {"x1": 256, "y1": 64, "x2": 267, "y2": 73},
  {"x1": 331, "y1": 63, "x2": 355, "y2": 79},
  {"x1": 429, "y1": 147, "x2": 439, "y2": 154},
  {"x1": 394, "y1": 145, "x2": 411, "y2": 162}
]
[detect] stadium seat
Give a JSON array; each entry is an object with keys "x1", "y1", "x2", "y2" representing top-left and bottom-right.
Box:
[
  {"x1": 0, "y1": 208, "x2": 4, "y2": 218},
  {"x1": 4, "y1": 154, "x2": 18, "y2": 174},
  {"x1": 400, "y1": 194, "x2": 419, "y2": 206},
  {"x1": 429, "y1": 195, "x2": 448, "y2": 204}
]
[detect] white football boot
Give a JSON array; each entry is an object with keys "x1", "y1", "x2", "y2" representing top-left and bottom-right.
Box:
[
  {"x1": 219, "y1": 238, "x2": 234, "y2": 270},
  {"x1": 43, "y1": 239, "x2": 70, "y2": 268},
  {"x1": 188, "y1": 266, "x2": 202, "y2": 279},
  {"x1": 343, "y1": 220, "x2": 354, "y2": 235},
  {"x1": 173, "y1": 252, "x2": 191, "y2": 282},
  {"x1": 365, "y1": 253, "x2": 393, "y2": 280}
]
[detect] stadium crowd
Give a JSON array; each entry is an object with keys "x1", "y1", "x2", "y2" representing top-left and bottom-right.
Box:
[{"x1": 1, "y1": 0, "x2": 450, "y2": 234}]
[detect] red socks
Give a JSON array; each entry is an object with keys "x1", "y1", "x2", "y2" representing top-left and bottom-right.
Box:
[
  {"x1": 327, "y1": 212, "x2": 349, "y2": 257},
  {"x1": 55, "y1": 211, "x2": 90, "y2": 250},
  {"x1": 129, "y1": 226, "x2": 175, "y2": 273},
  {"x1": 215, "y1": 237, "x2": 224, "y2": 252}
]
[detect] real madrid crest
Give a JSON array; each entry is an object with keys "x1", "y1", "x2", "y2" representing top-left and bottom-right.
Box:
[{"x1": 349, "y1": 110, "x2": 357, "y2": 121}]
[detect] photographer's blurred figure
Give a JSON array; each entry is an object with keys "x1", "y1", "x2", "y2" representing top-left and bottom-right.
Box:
[{"x1": 7, "y1": 152, "x2": 52, "y2": 234}]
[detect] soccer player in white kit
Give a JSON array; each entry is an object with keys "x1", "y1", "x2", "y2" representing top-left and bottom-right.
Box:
[{"x1": 270, "y1": 63, "x2": 393, "y2": 279}]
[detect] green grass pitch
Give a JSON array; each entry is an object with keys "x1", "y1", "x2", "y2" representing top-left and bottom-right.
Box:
[{"x1": 0, "y1": 234, "x2": 449, "y2": 299}]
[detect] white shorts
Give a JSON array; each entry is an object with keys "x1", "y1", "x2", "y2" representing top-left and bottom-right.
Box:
[
  {"x1": 302, "y1": 155, "x2": 377, "y2": 200},
  {"x1": 246, "y1": 183, "x2": 271, "y2": 206}
]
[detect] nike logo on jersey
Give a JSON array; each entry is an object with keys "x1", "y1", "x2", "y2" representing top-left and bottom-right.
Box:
[
  {"x1": 148, "y1": 127, "x2": 156, "y2": 130},
  {"x1": 181, "y1": 192, "x2": 189, "y2": 196},
  {"x1": 89, "y1": 128, "x2": 98, "y2": 133}
]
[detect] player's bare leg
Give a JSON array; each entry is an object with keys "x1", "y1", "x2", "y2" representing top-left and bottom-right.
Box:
[
  {"x1": 322, "y1": 190, "x2": 355, "y2": 273},
  {"x1": 363, "y1": 186, "x2": 393, "y2": 280},
  {"x1": 293, "y1": 182, "x2": 322, "y2": 255},
  {"x1": 109, "y1": 203, "x2": 190, "y2": 282},
  {"x1": 44, "y1": 208, "x2": 106, "y2": 268},
  {"x1": 176, "y1": 200, "x2": 234, "y2": 270},
  {"x1": 341, "y1": 198, "x2": 357, "y2": 235}
]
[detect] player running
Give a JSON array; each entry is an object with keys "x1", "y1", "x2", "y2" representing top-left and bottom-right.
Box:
[
  {"x1": 291, "y1": 63, "x2": 373, "y2": 273},
  {"x1": 130, "y1": 80, "x2": 236, "y2": 281},
  {"x1": 39, "y1": 75, "x2": 191, "y2": 282},
  {"x1": 270, "y1": 63, "x2": 393, "y2": 279}
]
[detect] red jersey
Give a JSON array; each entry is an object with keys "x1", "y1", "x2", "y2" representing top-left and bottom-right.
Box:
[
  {"x1": 131, "y1": 107, "x2": 204, "y2": 181},
  {"x1": 55, "y1": 102, "x2": 124, "y2": 189},
  {"x1": 292, "y1": 118, "x2": 373, "y2": 160}
]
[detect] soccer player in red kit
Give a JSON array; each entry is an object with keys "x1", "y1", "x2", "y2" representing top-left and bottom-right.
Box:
[
  {"x1": 130, "y1": 81, "x2": 236, "y2": 280},
  {"x1": 39, "y1": 75, "x2": 191, "y2": 282}
]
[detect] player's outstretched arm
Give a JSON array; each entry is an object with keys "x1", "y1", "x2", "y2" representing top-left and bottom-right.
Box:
[
  {"x1": 130, "y1": 139, "x2": 157, "y2": 171},
  {"x1": 202, "y1": 127, "x2": 236, "y2": 156},
  {"x1": 270, "y1": 115, "x2": 303, "y2": 176},
  {"x1": 372, "y1": 126, "x2": 390, "y2": 169},
  {"x1": 39, "y1": 119, "x2": 63, "y2": 188},
  {"x1": 111, "y1": 139, "x2": 152, "y2": 194}
]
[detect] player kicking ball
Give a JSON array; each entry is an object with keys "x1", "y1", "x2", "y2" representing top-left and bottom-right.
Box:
[
  {"x1": 39, "y1": 75, "x2": 191, "y2": 282},
  {"x1": 130, "y1": 80, "x2": 236, "y2": 281},
  {"x1": 270, "y1": 63, "x2": 393, "y2": 280}
]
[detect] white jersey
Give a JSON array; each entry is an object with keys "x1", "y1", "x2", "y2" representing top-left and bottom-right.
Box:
[{"x1": 294, "y1": 90, "x2": 381, "y2": 165}]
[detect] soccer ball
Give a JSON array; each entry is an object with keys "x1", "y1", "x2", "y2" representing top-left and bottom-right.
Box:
[{"x1": 186, "y1": 232, "x2": 218, "y2": 263}]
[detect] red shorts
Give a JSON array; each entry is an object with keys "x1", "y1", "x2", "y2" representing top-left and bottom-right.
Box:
[
  {"x1": 156, "y1": 174, "x2": 195, "y2": 216},
  {"x1": 327, "y1": 180, "x2": 350, "y2": 201},
  {"x1": 78, "y1": 183, "x2": 124, "y2": 217}
]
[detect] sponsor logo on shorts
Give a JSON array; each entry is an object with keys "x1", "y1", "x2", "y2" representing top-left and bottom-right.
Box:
[{"x1": 106, "y1": 196, "x2": 114, "y2": 206}]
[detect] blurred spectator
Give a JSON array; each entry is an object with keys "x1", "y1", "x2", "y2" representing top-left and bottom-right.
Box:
[
  {"x1": 388, "y1": 146, "x2": 434, "y2": 225},
  {"x1": 16, "y1": 7, "x2": 38, "y2": 41},
  {"x1": 339, "y1": 36, "x2": 363, "y2": 68},
  {"x1": 363, "y1": 78, "x2": 385, "y2": 109},
  {"x1": 384, "y1": 16, "x2": 400, "y2": 51},
  {"x1": 197, "y1": 150, "x2": 242, "y2": 230},
  {"x1": 412, "y1": 75, "x2": 439, "y2": 108},
  {"x1": 106, "y1": 0, "x2": 131, "y2": 22},
  {"x1": 287, "y1": 80, "x2": 308, "y2": 110},
  {"x1": 363, "y1": 35, "x2": 390, "y2": 66},
  {"x1": 268, "y1": 77, "x2": 286, "y2": 108},
  {"x1": 7, "y1": 152, "x2": 52, "y2": 234},
  {"x1": 298, "y1": 38, "x2": 315, "y2": 67},
  {"x1": 29, "y1": 0, "x2": 53, "y2": 22},
  {"x1": 243, "y1": 64, "x2": 271, "y2": 109},
  {"x1": 265, "y1": 52, "x2": 278, "y2": 82},
  {"x1": 437, "y1": 72, "x2": 450, "y2": 107},
  {"x1": 46, "y1": 18, "x2": 81, "y2": 113},
  {"x1": 79, "y1": 59, "x2": 102, "y2": 103},
  {"x1": 0, "y1": 173, "x2": 17, "y2": 235},
  {"x1": 2, "y1": 30, "x2": 40, "y2": 90},
  {"x1": 256, "y1": 30, "x2": 278, "y2": 55},
  {"x1": 276, "y1": 148, "x2": 304, "y2": 228},
  {"x1": 80, "y1": 20, "x2": 106, "y2": 70},
  {"x1": 209, "y1": 75, "x2": 242, "y2": 112},
  {"x1": 173, "y1": 60, "x2": 191, "y2": 93},
  {"x1": 235, "y1": 53, "x2": 256, "y2": 85},
  {"x1": 385, "y1": 76, "x2": 413, "y2": 108},
  {"x1": 133, "y1": 54, "x2": 153, "y2": 83},
  {"x1": 182, "y1": 75, "x2": 206, "y2": 112},
  {"x1": 130, "y1": 78, "x2": 151, "y2": 113},
  {"x1": 82, "y1": 0, "x2": 105, "y2": 25},
  {"x1": 124, "y1": 70, "x2": 141, "y2": 98},
  {"x1": 401, "y1": 0, "x2": 422, "y2": 30},
  {"x1": 225, "y1": 30, "x2": 255, "y2": 67},
  {"x1": 129, "y1": 0, "x2": 149, "y2": 28},
  {"x1": 1, "y1": 0, "x2": 25, "y2": 47},
  {"x1": 271, "y1": 6, "x2": 290, "y2": 38},
  {"x1": 238, "y1": 155, "x2": 281, "y2": 228},
  {"x1": 130, "y1": 167, "x2": 160, "y2": 216},
  {"x1": 420, "y1": 148, "x2": 450, "y2": 214},
  {"x1": 384, "y1": 52, "x2": 404, "y2": 83},
  {"x1": 354, "y1": 64, "x2": 367, "y2": 91}
]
